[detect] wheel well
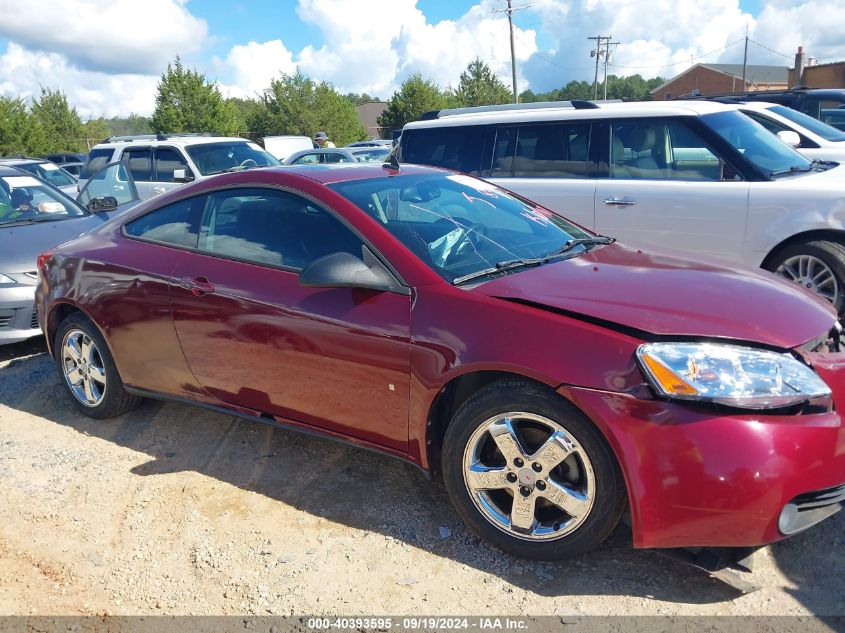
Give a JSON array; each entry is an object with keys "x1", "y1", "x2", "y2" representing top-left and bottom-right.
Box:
[
  {"x1": 46, "y1": 303, "x2": 82, "y2": 355},
  {"x1": 426, "y1": 371, "x2": 554, "y2": 475},
  {"x1": 762, "y1": 229, "x2": 845, "y2": 269}
]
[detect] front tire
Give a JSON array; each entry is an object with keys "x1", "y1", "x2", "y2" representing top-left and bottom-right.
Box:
[
  {"x1": 442, "y1": 380, "x2": 625, "y2": 560},
  {"x1": 766, "y1": 240, "x2": 845, "y2": 313},
  {"x1": 54, "y1": 313, "x2": 141, "y2": 419}
]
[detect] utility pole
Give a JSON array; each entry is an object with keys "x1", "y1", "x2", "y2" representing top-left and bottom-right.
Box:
[
  {"x1": 741, "y1": 24, "x2": 749, "y2": 89},
  {"x1": 603, "y1": 38, "x2": 619, "y2": 100},
  {"x1": 494, "y1": 1, "x2": 529, "y2": 103},
  {"x1": 588, "y1": 36, "x2": 603, "y2": 99}
]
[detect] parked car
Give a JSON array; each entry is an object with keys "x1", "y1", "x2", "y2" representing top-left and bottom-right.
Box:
[
  {"x1": 687, "y1": 88, "x2": 845, "y2": 122},
  {"x1": 350, "y1": 146, "x2": 390, "y2": 162},
  {"x1": 821, "y1": 108, "x2": 845, "y2": 132},
  {"x1": 43, "y1": 152, "x2": 87, "y2": 165},
  {"x1": 36, "y1": 163, "x2": 844, "y2": 562},
  {"x1": 60, "y1": 161, "x2": 85, "y2": 178},
  {"x1": 262, "y1": 135, "x2": 314, "y2": 161},
  {"x1": 0, "y1": 162, "x2": 137, "y2": 345},
  {"x1": 283, "y1": 148, "x2": 361, "y2": 165},
  {"x1": 729, "y1": 101, "x2": 845, "y2": 162},
  {"x1": 0, "y1": 157, "x2": 78, "y2": 197},
  {"x1": 79, "y1": 134, "x2": 281, "y2": 200},
  {"x1": 399, "y1": 100, "x2": 845, "y2": 312},
  {"x1": 346, "y1": 140, "x2": 393, "y2": 148}
]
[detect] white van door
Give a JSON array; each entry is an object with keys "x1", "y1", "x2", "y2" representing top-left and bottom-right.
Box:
[
  {"x1": 486, "y1": 122, "x2": 597, "y2": 231},
  {"x1": 594, "y1": 118, "x2": 750, "y2": 264}
]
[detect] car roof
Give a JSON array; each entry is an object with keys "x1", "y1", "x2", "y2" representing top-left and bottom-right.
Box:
[
  {"x1": 270, "y1": 163, "x2": 445, "y2": 184},
  {"x1": 0, "y1": 157, "x2": 48, "y2": 166},
  {"x1": 92, "y1": 135, "x2": 254, "y2": 150},
  {"x1": 404, "y1": 99, "x2": 734, "y2": 129}
]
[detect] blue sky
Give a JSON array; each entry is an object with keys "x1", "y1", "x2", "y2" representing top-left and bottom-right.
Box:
[{"x1": 0, "y1": 0, "x2": 838, "y2": 118}]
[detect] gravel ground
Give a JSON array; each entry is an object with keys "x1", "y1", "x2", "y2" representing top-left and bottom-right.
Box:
[{"x1": 0, "y1": 337, "x2": 843, "y2": 618}]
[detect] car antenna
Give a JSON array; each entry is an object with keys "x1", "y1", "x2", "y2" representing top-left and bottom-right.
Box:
[{"x1": 383, "y1": 151, "x2": 401, "y2": 172}]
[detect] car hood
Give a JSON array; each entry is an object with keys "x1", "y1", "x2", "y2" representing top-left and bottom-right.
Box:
[
  {"x1": 0, "y1": 214, "x2": 108, "y2": 273},
  {"x1": 470, "y1": 243, "x2": 836, "y2": 349}
]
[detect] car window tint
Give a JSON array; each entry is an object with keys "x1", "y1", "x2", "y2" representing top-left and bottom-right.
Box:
[
  {"x1": 197, "y1": 188, "x2": 364, "y2": 271},
  {"x1": 122, "y1": 148, "x2": 152, "y2": 182},
  {"x1": 491, "y1": 126, "x2": 517, "y2": 177},
  {"x1": 155, "y1": 148, "x2": 190, "y2": 182},
  {"x1": 401, "y1": 125, "x2": 485, "y2": 175},
  {"x1": 124, "y1": 196, "x2": 203, "y2": 247},
  {"x1": 743, "y1": 112, "x2": 787, "y2": 135},
  {"x1": 324, "y1": 152, "x2": 353, "y2": 163},
  {"x1": 510, "y1": 123, "x2": 592, "y2": 179},
  {"x1": 611, "y1": 120, "x2": 723, "y2": 181},
  {"x1": 293, "y1": 153, "x2": 320, "y2": 164},
  {"x1": 79, "y1": 163, "x2": 136, "y2": 207},
  {"x1": 80, "y1": 148, "x2": 114, "y2": 179}
]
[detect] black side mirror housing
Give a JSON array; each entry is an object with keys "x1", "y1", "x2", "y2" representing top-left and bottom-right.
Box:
[
  {"x1": 299, "y1": 249, "x2": 406, "y2": 294},
  {"x1": 88, "y1": 196, "x2": 119, "y2": 213}
]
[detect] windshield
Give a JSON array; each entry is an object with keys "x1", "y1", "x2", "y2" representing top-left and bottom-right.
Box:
[
  {"x1": 185, "y1": 141, "x2": 281, "y2": 175},
  {"x1": 329, "y1": 173, "x2": 592, "y2": 283},
  {"x1": 0, "y1": 174, "x2": 87, "y2": 226},
  {"x1": 769, "y1": 105, "x2": 845, "y2": 142},
  {"x1": 702, "y1": 110, "x2": 813, "y2": 178},
  {"x1": 17, "y1": 161, "x2": 76, "y2": 187}
]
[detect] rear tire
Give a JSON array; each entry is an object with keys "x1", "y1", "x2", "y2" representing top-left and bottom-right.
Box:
[
  {"x1": 766, "y1": 240, "x2": 845, "y2": 313},
  {"x1": 54, "y1": 313, "x2": 142, "y2": 419},
  {"x1": 442, "y1": 379, "x2": 626, "y2": 560}
]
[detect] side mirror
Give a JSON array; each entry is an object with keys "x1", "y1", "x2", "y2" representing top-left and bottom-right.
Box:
[
  {"x1": 88, "y1": 196, "x2": 118, "y2": 213},
  {"x1": 299, "y1": 251, "x2": 397, "y2": 293},
  {"x1": 777, "y1": 130, "x2": 802, "y2": 148},
  {"x1": 173, "y1": 168, "x2": 194, "y2": 183}
]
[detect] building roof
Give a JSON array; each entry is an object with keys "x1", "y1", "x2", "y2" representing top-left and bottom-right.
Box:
[
  {"x1": 650, "y1": 63, "x2": 788, "y2": 94},
  {"x1": 356, "y1": 102, "x2": 388, "y2": 136}
]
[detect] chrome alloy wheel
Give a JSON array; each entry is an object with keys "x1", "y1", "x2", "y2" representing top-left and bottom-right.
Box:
[
  {"x1": 462, "y1": 412, "x2": 595, "y2": 541},
  {"x1": 61, "y1": 328, "x2": 107, "y2": 407},
  {"x1": 776, "y1": 254, "x2": 840, "y2": 305}
]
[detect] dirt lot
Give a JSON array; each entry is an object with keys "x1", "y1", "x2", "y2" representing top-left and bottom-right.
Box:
[{"x1": 1, "y1": 337, "x2": 843, "y2": 618}]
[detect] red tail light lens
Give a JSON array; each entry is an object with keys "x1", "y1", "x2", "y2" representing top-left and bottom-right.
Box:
[{"x1": 37, "y1": 251, "x2": 54, "y2": 271}]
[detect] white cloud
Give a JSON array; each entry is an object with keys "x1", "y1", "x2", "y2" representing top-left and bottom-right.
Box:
[
  {"x1": 220, "y1": 0, "x2": 538, "y2": 98},
  {"x1": 0, "y1": 0, "x2": 207, "y2": 75},
  {"x1": 218, "y1": 40, "x2": 297, "y2": 98},
  {"x1": 0, "y1": 43, "x2": 158, "y2": 119}
]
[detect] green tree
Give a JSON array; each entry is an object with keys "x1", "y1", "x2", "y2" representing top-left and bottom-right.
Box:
[
  {"x1": 344, "y1": 92, "x2": 378, "y2": 106},
  {"x1": 454, "y1": 58, "x2": 512, "y2": 107},
  {"x1": 107, "y1": 114, "x2": 153, "y2": 137},
  {"x1": 81, "y1": 118, "x2": 112, "y2": 148},
  {"x1": 151, "y1": 57, "x2": 239, "y2": 135},
  {"x1": 377, "y1": 73, "x2": 453, "y2": 133},
  {"x1": 0, "y1": 96, "x2": 47, "y2": 155},
  {"x1": 31, "y1": 88, "x2": 85, "y2": 152},
  {"x1": 248, "y1": 69, "x2": 366, "y2": 145}
]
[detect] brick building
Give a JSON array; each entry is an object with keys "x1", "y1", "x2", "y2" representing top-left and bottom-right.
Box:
[
  {"x1": 651, "y1": 63, "x2": 788, "y2": 100},
  {"x1": 789, "y1": 47, "x2": 845, "y2": 88}
]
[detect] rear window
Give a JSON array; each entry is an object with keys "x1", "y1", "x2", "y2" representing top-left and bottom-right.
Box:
[
  {"x1": 80, "y1": 148, "x2": 115, "y2": 179},
  {"x1": 400, "y1": 125, "x2": 486, "y2": 175}
]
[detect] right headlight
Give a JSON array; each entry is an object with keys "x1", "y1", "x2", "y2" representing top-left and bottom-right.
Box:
[{"x1": 637, "y1": 342, "x2": 831, "y2": 409}]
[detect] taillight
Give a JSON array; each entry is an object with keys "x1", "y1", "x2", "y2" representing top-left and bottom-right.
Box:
[{"x1": 37, "y1": 251, "x2": 54, "y2": 271}]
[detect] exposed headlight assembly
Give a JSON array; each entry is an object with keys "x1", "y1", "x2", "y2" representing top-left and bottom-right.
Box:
[{"x1": 637, "y1": 342, "x2": 831, "y2": 409}]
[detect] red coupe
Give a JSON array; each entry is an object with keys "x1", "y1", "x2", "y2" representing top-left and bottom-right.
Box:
[{"x1": 36, "y1": 163, "x2": 845, "y2": 560}]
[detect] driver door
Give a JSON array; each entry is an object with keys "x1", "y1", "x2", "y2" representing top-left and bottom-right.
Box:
[
  {"x1": 76, "y1": 161, "x2": 140, "y2": 217},
  {"x1": 169, "y1": 186, "x2": 412, "y2": 452}
]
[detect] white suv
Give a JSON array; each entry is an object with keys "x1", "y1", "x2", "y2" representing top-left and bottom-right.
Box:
[
  {"x1": 79, "y1": 134, "x2": 281, "y2": 200},
  {"x1": 399, "y1": 100, "x2": 845, "y2": 311}
]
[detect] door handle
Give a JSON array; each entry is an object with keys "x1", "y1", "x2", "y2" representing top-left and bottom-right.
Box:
[
  {"x1": 179, "y1": 276, "x2": 215, "y2": 296},
  {"x1": 603, "y1": 197, "x2": 637, "y2": 206},
  {"x1": 153, "y1": 187, "x2": 166, "y2": 195}
]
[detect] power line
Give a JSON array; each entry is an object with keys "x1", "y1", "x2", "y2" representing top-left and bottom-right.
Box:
[
  {"x1": 747, "y1": 38, "x2": 793, "y2": 60},
  {"x1": 607, "y1": 37, "x2": 746, "y2": 70}
]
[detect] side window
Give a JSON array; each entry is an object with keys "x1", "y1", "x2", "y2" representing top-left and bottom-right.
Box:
[
  {"x1": 124, "y1": 196, "x2": 203, "y2": 247},
  {"x1": 293, "y1": 153, "x2": 320, "y2": 164},
  {"x1": 80, "y1": 148, "x2": 114, "y2": 180},
  {"x1": 78, "y1": 162, "x2": 137, "y2": 207},
  {"x1": 491, "y1": 127, "x2": 517, "y2": 177},
  {"x1": 611, "y1": 119, "x2": 725, "y2": 181},
  {"x1": 121, "y1": 148, "x2": 152, "y2": 182},
  {"x1": 819, "y1": 100, "x2": 845, "y2": 131},
  {"x1": 197, "y1": 188, "x2": 365, "y2": 270},
  {"x1": 155, "y1": 148, "x2": 190, "y2": 183},
  {"x1": 324, "y1": 152, "x2": 353, "y2": 163},
  {"x1": 401, "y1": 125, "x2": 486, "y2": 175},
  {"x1": 509, "y1": 123, "x2": 592, "y2": 178},
  {"x1": 744, "y1": 112, "x2": 787, "y2": 135}
]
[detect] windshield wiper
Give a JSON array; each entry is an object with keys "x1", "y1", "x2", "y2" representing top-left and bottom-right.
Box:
[
  {"x1": 452, "y1": 235, "x2": 615, "y2": 286},
  {"x1": 0, "y1": 216, "x2": 67, "y2": 227},
  {"x1": 770, "y1": 164, "x2": 814, "y2": 177}
]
